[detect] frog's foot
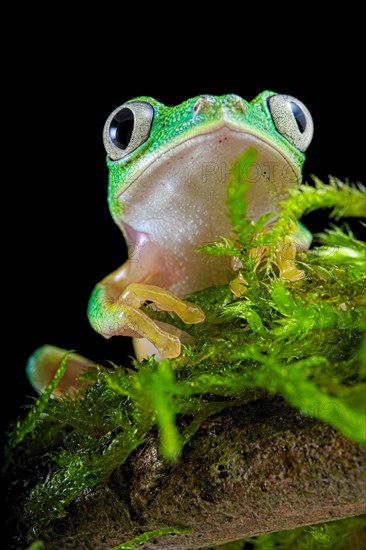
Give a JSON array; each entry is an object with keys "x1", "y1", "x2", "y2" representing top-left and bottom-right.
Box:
[
  {"x1": 88, "y1": 282, "x2": 204, "y2": 358},
  {"x1": 26, "y1": 345, "x2": 96, "y2": 396},
  {"x1": 249, "y1": 219, "x2": 312, "y2": 276}
]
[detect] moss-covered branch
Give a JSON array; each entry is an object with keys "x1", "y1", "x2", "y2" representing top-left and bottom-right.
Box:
[
  {"x1": 3, "y1": 177, "x2": 366, "y2": 549},
  {"x1": 6, "y1": 399, "x2": 366, "y2": 549}
]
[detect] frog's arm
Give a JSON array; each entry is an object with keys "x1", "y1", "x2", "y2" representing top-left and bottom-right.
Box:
[{"x1": 87, "y1": 241, "x2": 204, "y2": 358}]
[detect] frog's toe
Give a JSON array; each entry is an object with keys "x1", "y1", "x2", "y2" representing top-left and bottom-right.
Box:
[
  {"x1": 176, "y1": 301, "x2": 205, "y2": 324},
  {"x1": 121, "y1": 283, "x2": 205, "y2": 325},
  {"x1": 26, "y1": 345, "x2": 96, "y2": 396},
  {"x1": 152, "y1": 331, "x2": 181, "y2": 358},
  {"x1": 126, "y1": 310, "x2": 181, "y2": 358}
]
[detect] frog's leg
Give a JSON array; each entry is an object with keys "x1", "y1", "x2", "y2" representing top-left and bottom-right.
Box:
[
  {"x1": 87, "y1": 242, "x2": 204, "y2": 358},
  {"x1": 26, "y1": 345, "x2": 95, "y2": 396}
]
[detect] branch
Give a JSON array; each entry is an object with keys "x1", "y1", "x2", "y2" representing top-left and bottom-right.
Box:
[{"x1": 41, "y1": 397, "x2": 365, "y2": 549}]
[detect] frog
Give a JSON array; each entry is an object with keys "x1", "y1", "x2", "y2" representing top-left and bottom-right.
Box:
[{"x1": 27, "y1": 91, "x2": 313, "y2": 394}]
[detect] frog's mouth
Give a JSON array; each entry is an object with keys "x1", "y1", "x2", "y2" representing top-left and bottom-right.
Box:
[{"x1": 118, "y1": 125, "x2": 299, "y2": 295}]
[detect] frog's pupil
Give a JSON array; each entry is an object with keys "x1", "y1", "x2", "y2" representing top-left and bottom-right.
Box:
[
  {"x1": 110, "y1": 108, "x2": 134, "y2": 150},
  {"x1": 290, "y1": 102, "x2": 306, "y2": 134}
]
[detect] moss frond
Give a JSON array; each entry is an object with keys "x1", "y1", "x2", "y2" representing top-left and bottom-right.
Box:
[
  {"x1": 110, "y1": 526, "x2": 192, "y2": 549},
  {"x1": 265, "y1": 177, "x2": 365, "y2": 252},
  {"x1": 226, "y1": 147, "x2": 258, "y2": 242},
  {"x1": 284, "y1": 176, "x2": 365, "y2": 221},
  {"x1": 5, "y1": 352, "x2": 70, "y2": 452}
]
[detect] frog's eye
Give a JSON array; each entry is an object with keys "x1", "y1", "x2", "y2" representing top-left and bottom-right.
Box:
[
  {"x1": 103, "y1": 101, "x2": 154, "y2": 160},
  {"x1": 267, "y1": 95, "x2": 313, "y2": 152}
]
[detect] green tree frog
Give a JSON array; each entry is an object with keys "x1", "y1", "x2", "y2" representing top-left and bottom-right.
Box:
[{"x1": 27, "y1": 92, "x2": 313, "y2": 393}]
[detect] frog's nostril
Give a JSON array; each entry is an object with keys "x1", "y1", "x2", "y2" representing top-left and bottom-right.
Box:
[
  {"x1": 227, "y1": 94, "x2": 246, "y2": 114},
  {"x1": 192, "y1": 95, "x2": 216, "y2": 115}
]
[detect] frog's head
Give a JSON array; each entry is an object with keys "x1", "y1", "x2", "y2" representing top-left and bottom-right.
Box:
[{"x1": 103, "y1": 92, "x2": 313, "y2": 269}]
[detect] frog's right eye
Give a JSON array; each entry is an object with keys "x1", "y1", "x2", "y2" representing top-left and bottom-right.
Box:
[
  {"x1": 267, "y1": 94, "x2": 313, "y2": 152},
  {"x1": 103, "y1": 101, "x2": 154, "y2": 160}
]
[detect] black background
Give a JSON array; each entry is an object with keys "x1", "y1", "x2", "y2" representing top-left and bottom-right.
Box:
[{"x1": 2, "y1": 31, "x2": 364, "y2": 438}]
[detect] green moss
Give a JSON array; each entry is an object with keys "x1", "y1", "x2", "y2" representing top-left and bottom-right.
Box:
[
  {"x1": 109, "y1": 526, "x2": 193, "y2": 549},
  {"x1": 248, "y1": 514, "x2": 366, "y2": 549},
  {"x1": 214, "y1": 515, "x2": 366, "y2": 549},
  {"x1": 4, "y1": 172, "x2": 365, "y2": 548}
]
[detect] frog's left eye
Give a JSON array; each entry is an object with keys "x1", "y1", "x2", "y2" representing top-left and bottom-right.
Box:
[
  {"x1": 103, "y1": 101, "x2": 154, "y2": 160},
  {"x1": 267, "y1": 94, "x2": 313, "y2": 152}
]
